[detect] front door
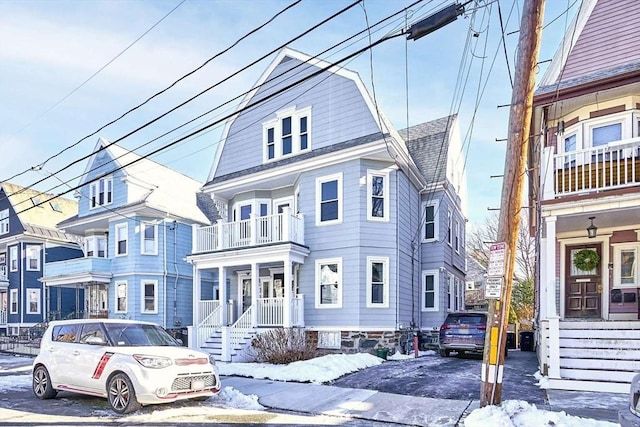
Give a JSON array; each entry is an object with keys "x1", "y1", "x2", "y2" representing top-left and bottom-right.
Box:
[
  {"x1": 241, "y1": 278, "x2": 251, "y2": 314},
  {"x1": 565, "y1": 244, "x2": 602, "y2": 318}
]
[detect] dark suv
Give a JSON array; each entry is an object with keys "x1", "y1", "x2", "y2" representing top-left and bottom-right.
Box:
[{"x1": 438, "y1": 312, "x2": 506, "y2": 357}]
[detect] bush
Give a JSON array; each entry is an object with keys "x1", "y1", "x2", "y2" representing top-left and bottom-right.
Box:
[{"x1": 250, "y1": 328, "x2": 317, "y2": 364}]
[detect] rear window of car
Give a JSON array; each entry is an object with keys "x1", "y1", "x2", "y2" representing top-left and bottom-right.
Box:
[
  {"x1": 445, "y1": 314, "x2": 486, "y2": 325},
  {"x1": 52, "y1": 324, "x2": 80, "y2": 342}
]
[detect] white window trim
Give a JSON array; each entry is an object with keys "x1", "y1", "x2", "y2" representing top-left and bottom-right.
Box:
[
  {"x1": 421, "y1": 269, "x2": 439, "y2": 312},
  {"x1": 584, "y1": 112, "x2": 631, "y2": 148},
  {"x1": 115, "y1": 281, "x2": 128, "y2": 313},
  {"x1": 9, "y1": 289, "x2": 18, "y2": 314},
  {"x1": 27, "y1": 288, "x2": 40, "y2": 315},
  {"x1": 84, "y1": 235, "x2": 107, "y2": 258},
  {"x1": 422, "y1": 201, "x2": 439, "y2": 243},
  {"x1": 315, "y1": 173, "x2": 343, "y2": 226},
  {"x1": 315, "y1": 257, "x2": 342, "y2": 309},
  {"x1": 612, "y1": 242, "x2": 639, "y2": 289},
  {"x1": 447, "y1": 209, "x2": 452, "y2": 246},
  {"x1": 262, "y1": 106, "x2": 312, "y2": 163},
  {"x1": 115, "y1": 223, "x2": 128, "y2": 257},
  {"x1": 455, "y1": 218, "x2": 460, "y2": 253},
  {"x1": 140, "y1": 222, "x2": 158, "y2": 255},
  {"x1": 25, "y1": 245, "x2": 40, "y2": 271},
  {"x1": 0, "y1": 209, "x2": 9, "y2": 235},
  {"x1": 89, "y1": 176, "x2": 113, "y2": 209},
  {"x1": 366, "y1": 256, "x2": 389, "y2": 308},
  {"x1": 366, "y1": 170, "x2": 390, "y2": 222},
  {"x1": 9, "y1": 246, "x2": 18, "y2": 272},
  {"x1": 141, "y1": 280, "x2": 158, "y2": 314}
]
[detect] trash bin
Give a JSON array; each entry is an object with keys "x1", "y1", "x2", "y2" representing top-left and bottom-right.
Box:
[
  {"x1": 506, "y1": 331, "x2": 516, "y2": 349},
  {"x1": 519, "y1": 331, "x2": 535, "y2": 351},
  {"x1": 375, "y1": 348, "x2": 388, "y2": 360}
]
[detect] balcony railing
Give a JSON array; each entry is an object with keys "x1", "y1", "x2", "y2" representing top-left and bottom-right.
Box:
[
  {"x1": 43, "y1": 257, "x2": 112, "y2": 280},
  {"x1": 193, "y1": 211, "x2": 305, "y2": 254},
  {"x1": 544, "y1": 137, "x2": 640, "y2": 198}
]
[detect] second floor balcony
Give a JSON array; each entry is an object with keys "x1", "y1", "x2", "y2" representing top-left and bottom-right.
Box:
[
  {"x1": 43, "y1": 257, "x2": 112, "y2": 285},
  {"x1": 192, "y1": 211, "x2": 305, "y2": 254},
  {"x1": 543, "y1": 136, "x2": 640, "y2": 199}
]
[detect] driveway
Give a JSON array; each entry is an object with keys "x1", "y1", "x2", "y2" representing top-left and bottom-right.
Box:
[{"x1": 330, "y1": 349, "x2": 547, "y2": 404}]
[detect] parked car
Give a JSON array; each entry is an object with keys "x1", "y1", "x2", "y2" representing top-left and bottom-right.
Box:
[
  {"x1": 32, "y1": 319, "x2": 221, "y2": 414},
  {"x1": 438, "y1": 312, "x2": 507, "y2": 358},
  {"x1": 619, "y1": 373, "x2": 640, "y2": 427}
]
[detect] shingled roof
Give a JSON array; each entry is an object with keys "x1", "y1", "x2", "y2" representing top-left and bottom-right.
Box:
[{"x1": 399, "y1": 114, "x2": 457, "y2": 184}]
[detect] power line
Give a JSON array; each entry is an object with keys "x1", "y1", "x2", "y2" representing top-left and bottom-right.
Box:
[
  {"x1": 5, "y1": 0, "x2": 187, "y2": 159},
  {"x1": 1, "y1": 0, "x2": 304, "y2": 185},
  {"x1": 7, "y1": 0, "x2": 422, "y2": 213}
]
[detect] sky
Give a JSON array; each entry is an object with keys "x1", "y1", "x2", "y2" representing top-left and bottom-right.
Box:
[
  {"x1": 0, "y1": 352, "x2": 620, "y2": 426},
  {"x1": 0, "y1": 0, "x2": 580, "y2": 227}
]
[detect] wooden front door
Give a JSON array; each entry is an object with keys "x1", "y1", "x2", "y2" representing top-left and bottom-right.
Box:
[{"x1": 565, "y1": 244, "x2": 602, "y2": 318}]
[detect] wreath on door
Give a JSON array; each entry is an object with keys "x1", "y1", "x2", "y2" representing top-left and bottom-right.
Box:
[{"x1": 573, "y1": 249, "x2": 600, "y2": 271}]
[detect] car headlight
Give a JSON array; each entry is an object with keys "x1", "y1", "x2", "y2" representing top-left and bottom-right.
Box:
[
  {"x1": 208, "y1": 354, "x2": 217, "y2": 367},
  {"x1": 133, "y1": 354, "x2": 173, "y2": 369}
]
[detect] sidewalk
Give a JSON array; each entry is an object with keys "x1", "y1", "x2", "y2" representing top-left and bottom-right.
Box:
[{"x1": 222, "y1": 376, "x2": 625, "y2": 426}]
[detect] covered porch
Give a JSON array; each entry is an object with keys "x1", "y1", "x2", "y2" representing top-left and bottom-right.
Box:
[{"x1": 187, "y1": 242, "x2": 309, "y2": 361}]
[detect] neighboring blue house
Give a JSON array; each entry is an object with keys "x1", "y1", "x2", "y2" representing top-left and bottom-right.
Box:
[
  {"x1": 0, "y1": 182, "x2": 81, "y2": 336},
  {"x1": 186, "y1": 48, "x2": 468, "y2": 361},
  {"x1": 41, "y1": 138, "x2": 216, "y2": 333}
]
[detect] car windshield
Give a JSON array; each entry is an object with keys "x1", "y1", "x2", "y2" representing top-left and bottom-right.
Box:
[{"x1": 104, "y1": 323, "x2": 179, "y2": 347}]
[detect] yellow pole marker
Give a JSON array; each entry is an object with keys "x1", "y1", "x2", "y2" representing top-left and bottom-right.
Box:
[{"x1": 489, "y1": 326, "x2": 499, "y2": 364}]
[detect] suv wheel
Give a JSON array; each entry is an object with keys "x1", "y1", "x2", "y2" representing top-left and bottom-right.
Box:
[
  {"x1": 33, "y1": 365, "x2": 57, "y2": 399},
  {"x1": 108, "y1": 373, "x2": 141, "y2": 414},
  {"x1": 439, "y1": 349, "x2": 450, "y2": 357}
]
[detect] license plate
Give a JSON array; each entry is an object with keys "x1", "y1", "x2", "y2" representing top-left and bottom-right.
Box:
[
  {"x1": 191, "y1": 380, "x2": 205, "y2": 391},
  {"x1": 458, "y1": 329, "x2": 469, "y2": 334}
]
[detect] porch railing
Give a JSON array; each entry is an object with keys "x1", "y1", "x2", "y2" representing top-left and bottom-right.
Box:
[
  {"x1": 257, "y1": 298, "x2": 284, "y2": 326},
  {"x1": 196, "y1": 301, "x2": 223, "y2": 349},
  {"x1": 198, "y1": 300, "x2": 221, "y2": 325},
  {"x1": 193, "y1": 211, "x2": 305, "y2": 253},
  {"x1": 229, "y1": 306, "x2": 254, "y2": 351},
  {"x1": 549, "y1": 137, "x2": 640, "y2": 197}
]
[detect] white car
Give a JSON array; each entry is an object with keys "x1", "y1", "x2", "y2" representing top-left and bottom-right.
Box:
[{"x1": 32, "y1": 319, "x2": 221, "y2": 414}]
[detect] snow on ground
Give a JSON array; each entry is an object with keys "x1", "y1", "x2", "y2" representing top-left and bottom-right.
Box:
[{"x1": 0, "y1": 353, "x2": 622, "y2": 426}]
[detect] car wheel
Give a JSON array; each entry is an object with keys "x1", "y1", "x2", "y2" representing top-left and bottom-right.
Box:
[
  {"x1": 33, "y1": 365, "x2": 57, "y2": 399},
  {"x1": 108, "y1": 373, "x2": 141, "y2": 414},
  {"x1": 439, "y1": 349, "x2": 449, "y2": 357}
]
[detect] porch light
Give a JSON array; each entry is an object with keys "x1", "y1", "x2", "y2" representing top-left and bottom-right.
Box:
[{"x1": 587, "y1": 217, "x2": 597, "y2": 239}]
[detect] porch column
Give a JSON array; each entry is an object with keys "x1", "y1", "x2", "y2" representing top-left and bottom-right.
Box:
[
  {"x1": 544, "y1": 216, "x2": 558, "y2": 317},
  {"x1": 219, "y1": 266, "x2": 228, "y2": 325},
  {"x1": 193, "y1": 265, "x2": 201, "y2": 325},
  {"x1": 283, "y1": 257, "x2": 292, "y2": 327},
  {"x1": 251, "y1": 262, "x2": 259, "y2": 327}
]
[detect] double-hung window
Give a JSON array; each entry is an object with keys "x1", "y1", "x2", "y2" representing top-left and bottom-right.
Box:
[
  {"x1": 367, "y1": 171, "x2": 389, "y2": 221},
  {"x1": 422, "y1": 270, "x2": 439, "y2": 311},
  {"x1": 141, "y1": 280, "x2": 158, "y2": 313},
  {"x1": 316, "y1": 258, "x2": 342, "y2": 308},
  {"x1": 115, "y1": 281, "x2": 127, "y2": 313},
  {"x1": 316, "y1": 173, "x2": 342, "y2": 225},
  {"x1": 27, "y1": 288, "x2": 40, "y2": 314},
  {"x1": 26, "y1": 245, "x2": 40, "y2": 271},
  {"x1": 0, "y1": 209, "x2": 9, "y2": 235},
  {"x1": 367, "y1": 257, "x2": 389, "y2": 308},
  {"x1": 10, "y1": 289, "x2": 18, "y2": 314},
  {"x1": 614, "y1": 243, "x2": 638, "y2": 288},
  {"x1": 455, "y1": 219, "x2": 460, "y2": 253},
  {"x1": 263, "y1": 106, "x2": 312, "y2": 162},
  {"x1": 141, "y1": 223, "x2": 158, "y2": 255},
  {"x1": 115, "y1": 223, "x2": 128, "y2": 256},
  {"x1": 9, "y1": 246, "x2": 18, "y2": 272},
  {"x1": 85, "y1": 235, "x2": 107, "y2": 258},
  {"x1": 423, "y1": 202, "x2": 438, "y2": 242},
  {"x1": 447, "y1": 210, "x2": 452, "y2": 246},
  {"x1": 89, "y1": 176, "x2": 113, "y2": 208}
]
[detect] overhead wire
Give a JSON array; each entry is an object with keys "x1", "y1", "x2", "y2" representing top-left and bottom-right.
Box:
[{"x1": 7, "y1": 0, "x2": 423, "y2": 215}]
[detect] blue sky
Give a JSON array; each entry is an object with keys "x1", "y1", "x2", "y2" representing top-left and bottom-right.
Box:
[{"x1": 0, "y1": 0, "x2": 578, "y2": 227}]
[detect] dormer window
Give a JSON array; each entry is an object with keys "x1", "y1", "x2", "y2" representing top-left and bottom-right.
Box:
[
  {"x1": 263, "y1": 106, "x2": 312, "y2": 162},
  {"x1": 90, "y1": 176, "x2": 113, "y2": 208}
]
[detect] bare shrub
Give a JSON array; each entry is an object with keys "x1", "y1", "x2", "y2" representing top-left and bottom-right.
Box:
[{"x1": 250, "y1": 328, "x2": 317, "y2": 364}]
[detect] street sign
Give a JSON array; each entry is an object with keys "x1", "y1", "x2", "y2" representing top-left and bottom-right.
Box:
[
  {"x1": 485, "y1": 277, "x2": 503, "y2": 299},
  {"x1": 487, "y1": 242, "x2": 507, "y2": 276}
]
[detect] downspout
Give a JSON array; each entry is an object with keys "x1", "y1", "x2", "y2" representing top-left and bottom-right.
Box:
[
  {"x1": 20, "y1": 242, "x2": 23, "y2": 326},
  {"x1": 395, "y1": 171, "x2": 400, "y2": 330},
  {"x1": 173, "y1": 221, "x2": 179, "y2": 326},
  {"x1": 163, "y1": 221, "x2": 167, "y2": 328}
]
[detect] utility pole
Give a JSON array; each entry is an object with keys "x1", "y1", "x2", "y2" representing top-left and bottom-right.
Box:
[{"x1": 480, "y1": 0, "x2": 545, "y2": 406}]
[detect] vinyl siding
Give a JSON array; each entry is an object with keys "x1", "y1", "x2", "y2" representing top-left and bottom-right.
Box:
[
  {"x1": 77, "y1": 149, "x2": 127, "y2": 218},
  {"x1": 215, "y1": 57, "x2": 379, "y2": 178},
  {"x1": 561, "y1": 0, "x2": 640, "y2": 82}
]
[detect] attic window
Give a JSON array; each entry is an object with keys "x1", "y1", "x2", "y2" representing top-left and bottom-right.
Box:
[
  {"x1": 50, "y1": 201, "x2": 63, "y2": 213},
  {"x1": 31, "y1": 196, "x2": 44, "y2": 208},
  {"x1": 262, "y1": 106, "x2": 312, "y2": 163}
]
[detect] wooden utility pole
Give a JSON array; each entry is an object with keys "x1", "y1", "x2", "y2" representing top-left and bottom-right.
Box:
[{"x1": 480, "y1": 0, "x2": 545, "y2": 406}]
